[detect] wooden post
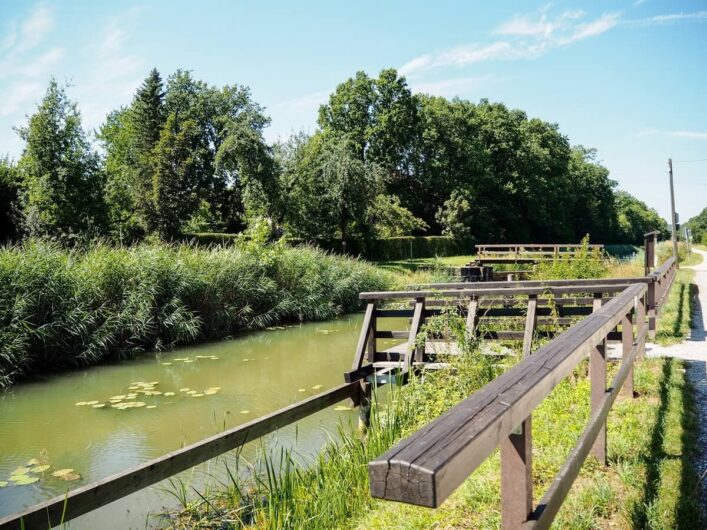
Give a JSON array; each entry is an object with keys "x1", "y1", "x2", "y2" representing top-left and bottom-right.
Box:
[
  {"x1": 622, "y1": 311, "x2": 634, "y2": 398},
  {"x1": 644, "y1": 231, "x2": 657, "y2": 275},
  {"x1": 637, "y1": 294, "x2": 646, "y2": 360},
  {"x1": 358, "y1": 380, "x2": 372, "y2": 430},
  {"x1": 647, "y1": 280, "x2": 656, "y2": 339},
  {"x1": 522, "y1": 295, "x2": 538, "y2": 358},
  {"x1": 367, "y1": 303, "x2": 377, "y2": 363},
  {"x1": 466, "y1": 296, "x2": 479, "y2": 340},
  {"x1": 501, "y1": 417, "x2": 532, "y2": 530},
  {"x1": 590, "y1": 293, "x2": 607, "y2": 464}
]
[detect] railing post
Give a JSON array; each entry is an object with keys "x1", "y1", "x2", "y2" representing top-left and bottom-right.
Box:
[
  {"x1": 522, "y1": 294, "x2": 538, "y2": 358},
  {"x1": 466, "y1": 296, "x2": 479, "y2": 340},
  {"x1": 358, "y1": 380, "x2": 372, "y2": 430},
  {"x1": 622, "y1": 310, "x2": 634, "y2": 398},
  {"x1": 637, "y1": 293, "x2": 646, "y2": 360},
  {"x1": 367, "y1": 302, "x2": 377, "y2": 363},
  {"x1": 414, "y1": 297, "x2": 426, "y2": 363},
  {"x1": 501, "y1": 417, "x2": 532, "y2": 530},
  {"x1": 647, "y1": 279, "x2": 656, "y2": 339},
  {"x1": 590, "y1": 293, "x2": 607, "y2": 465}
]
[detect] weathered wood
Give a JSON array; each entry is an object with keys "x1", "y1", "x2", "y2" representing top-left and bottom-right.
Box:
[
  {"x1": 0, "y1": 382, "x2": 359, "y2": 530},
  {"x1": 376, "y1": 309, "x2": 414, "y2": 318},
  {"x1": 368, "y1": 284, "x2": 645, "y2": 508},
  {"x1": 360, "y1": 284, "x2": 632, "y2": 300},
  {"x1": 425, "y1": 277, "x2": 644, "y2": 291},
  {"x1": 408, "y1": 299, "x2": 425, "y2": 369},
  {"x1": 367, "y1": 304, "x2": 377, "y2": 363},
  {"x1": 466, "y1": 296, "x2": 479, "y2": 338},
  {"x1": 526, "y1": 327, "x2": 645, "y2": 530},
  {"x1": 590, "y1": 293, "x2": 607, "y2": 465},
  {"x1": 622, "y1": 311, "x2": 634, "y2": 398},
  {"x1": 636, "y1": 294, "x2": 646, "y2": 360},
  {"x1": 522, "y1": 295, "x2": 537, "y2": 357},
  {"x1": 358, "y1": 380, "x2": 372, "y2": 430},
  {"x1": 502, "y1": 416, "x2": 533, "y2": 530},
  {"x1": 352, "y1": 303, "x2": 375, "y2": 371}
]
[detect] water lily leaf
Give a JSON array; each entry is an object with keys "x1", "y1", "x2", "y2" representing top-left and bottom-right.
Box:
[
  {"x1": 164, "y1": 392, "x2": 175, "y2": 396},
  {"x1": 61, "y1": 472, "x2": 81, "y2": 481},
  {"x1": 334, "y1": 405, "x2": 353, "y2": 411},
  {"x1": 190, "y1": 393, "x2": 204, "y2": 397},
  {"x1": 10, "y1": 474, "x2": 31, "y2": 482},
  {"x1": 26, "y1": 458, "x2": 40, "y2": 466},
  {"x1": 161, "y1": 362, "x2": 172, "y2": 366},
  {"x1": 242, "y1": 359, "x2": 249, "y2": 362},
  {"x1": 150, "y1": 381, "x2": 158, "y2": 385},
  {"x1": 75, "y1": 401, "x2": 88, "y2": 406},
  {"x1": 186, "y1": 390, "x2": 197, "y2": 395},
  {"x1": 203, "y1": 390, "x2": 217, "y2": 395},
  {"x1": 30, "y1": 465, "x2": 50, "y2": 473},
  {"x1": 209, "y1": 356, "x2": 219, "y2": 360},
  {"x1": 240, "y1": 410, "x2": 250, "y2": 414},
  {"x1": 14, "y1": 476, "x2": 39, "y2": 486},
  {"x1": 179, "y1": 388, "x2": 190, "y2": 392},
  {"x1": 0, "y1": 480, "x2": 7, "y2": 487},
  {"x1": 109, "y1": 395, "x2": 126, "y2": 400},
  {"x1": 85, "y1": 401, "x2": 99, "y2": 406},
  {"x1": 146, "y1": 405, "x2": 157, "y2": 409},
  {"x1": 52, "y1": 469, "x2": 74, "y2": 477},
  {"x1": 12, "y1": 467, "x2": 30, "y2": 475},
  {"x1": 92, "y1": 404, "x2": 106, "y2": 408},
  {"x1": 298, "y1": 388, "x2": 306, "y2": 392},
  {"x1": 312, "y1": 385, "x2": 323, "y2": 390},
  {"x1": 183, "y1": 360, "x2": 193, "y2": 363}
]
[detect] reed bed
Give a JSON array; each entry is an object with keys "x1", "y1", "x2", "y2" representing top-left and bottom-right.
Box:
[{"x1": 0, "y1": 240, "x2": 392, "y2": 387}]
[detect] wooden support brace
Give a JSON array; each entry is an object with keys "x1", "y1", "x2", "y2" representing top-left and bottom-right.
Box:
[
  {"x1": 501, "y1": 416, "x2": 533, "y2": 530},
  {"x1": 367, "y1": 304, "x2": 377, "y2": 363},
  {"x1": 622, "y1": 311, "x2": 634, "y2": 398},
  {"x1": 522, "y1": 295, "x2": 538, "y2": 358},
  {"x1": 406, "y1": 299, "x2": 425, "y2": 371},
  {"x1": 466, "y1": 296, "x2": 479, "y2": 340},
  {"x1": 636, "y1": 294, "x2": 646, "y2": 360}
]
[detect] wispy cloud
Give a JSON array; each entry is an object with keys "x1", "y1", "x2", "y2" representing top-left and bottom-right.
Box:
[
  {"x1": 409, "y1": 75, "x2": 497, "y2": 97},
  {"x1": 669, "y1": 130, "x2": 707, "y2": 140},
  {"x1": 400, "y1": 10, "x2": 620, "y2": 76},
  {"x1": 627, "y1": 11, "x2": 707, "y2": 26},
  {"x1": 0, "y1": 80, "x2": 44, "y2": 117},
  {"x1": 636, "y1": 127, "x2": 658, "y2": 137}
]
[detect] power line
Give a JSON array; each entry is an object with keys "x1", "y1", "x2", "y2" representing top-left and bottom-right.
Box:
[{"x1": 672, "y1": 158, "x2": 707, "y2": 163}]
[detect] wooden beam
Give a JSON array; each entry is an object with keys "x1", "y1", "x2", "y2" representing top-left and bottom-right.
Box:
[
  {"x1": 352, "y1": 303, "x2": 375, "y2": 371},
  {"x1": 407, "y1": 299, "x2": 425, "y2": 370},
  {"x1": 502, "y1": 417, "x2": 533, "y2": 530},
  {"x1": 590, "y1": 293, "x2": 607, "y2": 465},
  {"x1": 622, "y1": 311, "x2": 634, "y2": 398},
  {"x1": 465, "y1": 296, "x2": 479, "y2": 339},
  {"x1": 522, "y1": 295, "x2": 537, "y2": 357}
]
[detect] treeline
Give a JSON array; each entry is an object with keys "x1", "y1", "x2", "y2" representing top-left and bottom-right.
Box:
[
  {"x1": 0, "y1": 68, "x2": 668, "y2": 247},
  {"x1": 686, "y1": 207, "x2": 707, "y2": 244}
]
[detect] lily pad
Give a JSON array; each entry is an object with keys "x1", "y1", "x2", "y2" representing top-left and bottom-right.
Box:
[
  {"x1": 75, "y1": 402, "x2": 88, "y2": 406},
  {"x1": 13, "y1": 475, "x2": 39, "y2": 486},
  {"x1": 312, "y1": 385, "x2": 323, "y2": 390},
  {"x1": 240, "y1": 410, "x2": 250, "y2": 414},
  {"x1": 183, "y1": 360, "x2": 194, "y2": 363},
  {"x1": 85, "y1": 401, "x2": 99, "y2": 406},
  {"x1": 12, "y1": 466, "x2": 30, "y2": 475},
  {"x1": 298, "y1": 388, "x2": 306, "y2": 392},
  {"x1": 164, "y1": 392, "x2": 175, "y2": 396},
  {"x1": 52, "y1": 468, "x2": 74, "y2": 477},
  {"x1": 30, "y1": 465, "x2": 50, "y2": 473},
  {"x1": 161, "y1": 362, "x2": 172, "y2": 366},
  {"x1": 109, "y1": 395, "x2": 126, "y2": 400},
  {"x1": 0, "y1": 481, "x2": 7, "y2": 487},
  {"x1": 179, "y1": 388, "x2": 190, "y2": 392},
  {"x1": 186, "y1": 390, "x2": 197, "y2": 395},
  {"x1": 92, "y1": 404, "x2": 106, "y2": 408},
  {"x1": 9, "y1": 474, "x2": 31, "y2": 482},
  {"x1": 61, "y1": 472, "x2": 81, "y2": 481},
  {"x1": 26, "y1": 458, "x2": 41, "y2": 466},
  {"x1": 146, "y1": 405, "x2": 157, "y2": 409},
  {"x1": 190, "y1": 393, "x2": 204, "y2": 397},
  {"x1": 334, "y1": 405, "x2": 353, "y2": 411}
]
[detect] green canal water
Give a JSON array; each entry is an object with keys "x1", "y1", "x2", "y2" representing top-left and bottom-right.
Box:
[{"x1": 0, "y1": 313, "x2": 405, "y2": 528}]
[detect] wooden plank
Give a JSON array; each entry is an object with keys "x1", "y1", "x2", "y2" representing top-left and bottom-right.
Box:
[
  {"x1": 622, "y1": 311, "x2": 634, "y2": 398},
  {"x1": 368, "y1": 304, "x2": 377, "y2": 363},
  {"x1": 636, "y1": 294, "x2": 646, "y2": 360},
  {"x1": 424, "y1": 277, "x2": 645, "y2": 291},
  {"x1": 501, "y1": 416, "x2": 533, "y2": 529},
  {"x1": 376, "y1": 309, "x2": 414, "y2": 318},
  {"x1": 526, "y1": 328, "x2": 645, "y2": 530},
  {"x1": 368, "y1": 284, "x2": 645, "y2": 508},
  {"x1": 466, "y1": 297, "x2": 479, "y2": 338},
  {"x1": 522, "y1": 295, "x2": 537, "y2": 357},
  {"x1": 352, "y1": 303, "x2": 375, "y2": 371},
  {"x1": 407, "y1": 300, "x2": 425, "y2": 369},
  {"x1": 0, "y1": 382, "x2": 359, "y2": 530},
  {"x1": 344, "y1": 364, "x2": 375, "y2": 383}
]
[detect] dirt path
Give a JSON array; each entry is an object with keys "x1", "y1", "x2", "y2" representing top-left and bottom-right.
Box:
[{"x1": 647, "y1": 247, "x2": 707, "y2": 512}]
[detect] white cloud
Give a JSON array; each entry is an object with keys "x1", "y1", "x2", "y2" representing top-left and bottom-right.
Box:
[
  {"x1": 18, "y1": 46, "x2": 64, "y2": 77},
  {"x1": 636, "y1": 127, "x2": 658, "y2": 137},
  {"x1": 399, "y1": 10, "x2": 620, "y2": 76},
  {"x1": 627, "y1": 11, "x2": 707, "y2": 26},
  {"x1": 0, "y1": 80, "x2": 44, "y2": 116},
  {"x1": 17, "y1": 4, "x2": 53, "y2": 51},
  {"x1": 669, "y1": 130, "x2": 707, "y2": 140},
  {"x1": 410, "y1": 75, "x2": 497, "y2": 97}
]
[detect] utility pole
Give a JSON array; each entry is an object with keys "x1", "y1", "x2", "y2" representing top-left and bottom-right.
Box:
[
  {"x1": 685, "y1": 226, "x2": 691, "y2": 256},
  {"x1": 668, "y1": 158, "x2": 679, "y2": 263}
]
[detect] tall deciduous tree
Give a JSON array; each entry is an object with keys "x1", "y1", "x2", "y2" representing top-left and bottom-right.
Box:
[
  {"x1": 0, "y1": 157, "x2": 23, "y2": 242},
  {"x1": 18, "y1": 79, "x2": 107, "y2": 239}
]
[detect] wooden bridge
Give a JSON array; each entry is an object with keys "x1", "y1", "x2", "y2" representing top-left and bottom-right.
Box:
[{"x1": 0, "y1": 247, "x2": 677, "y2": 530}]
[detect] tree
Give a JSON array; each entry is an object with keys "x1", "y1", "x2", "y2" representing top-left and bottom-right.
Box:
[
  {"x1": 366, "y1": 194, "x2": 428, "y2": 238},
  {"x1": 685, "y1": 207, "x2": 707, "y2": 243},
  {"x1": 0, "y1": 157, "x2": 23, "y2": 242},
  {"x1": 152, "y1": 115, "x2": 205, "y2": 238},
  {"x1": 17, "y1": 79, "x2": 107, "y2": 239},
  {"x1": 614, "y1": 191, "x2": 669, "y2": 244}
]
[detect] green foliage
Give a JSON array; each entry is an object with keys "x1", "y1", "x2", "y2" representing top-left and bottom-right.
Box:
[
  {"x1": 615, "y1": 190, "x2": 669, "y2": 245},
  {"x1": 532, "y1": 236, "x2": 609, "y2": 279},
  {"x1": 0, "y1": 240, "x2": 391, "y2": 387},
  {"x1": 17, "y1": 79, "x2": 108, "y2": 239},
  {"x1": 436, "y1": 188, "x2": 474, "y2": 241},
  {"x1": 0, "y1": 157, "x2": 23, "y2": 242},
  {"x1": 366, "y1": 194, "x2": 428, "y2": 237},
  {"x1": 685, "y1": 206, "x2": 707, "y2": 243}
]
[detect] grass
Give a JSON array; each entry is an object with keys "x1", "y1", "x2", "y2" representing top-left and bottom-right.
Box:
[
  {"x1": 375, "y1": 254, "x2": 475, "y2": 275},
  {"x1": 0, "y1": 239, "x2": 394, "y2": 388}
]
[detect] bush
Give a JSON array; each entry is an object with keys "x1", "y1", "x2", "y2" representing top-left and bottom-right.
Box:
[{"x1": 0, "y1": 240, "x2": 391, "y2": 387}]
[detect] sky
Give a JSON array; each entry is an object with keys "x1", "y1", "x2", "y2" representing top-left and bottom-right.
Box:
[{"x1": 0, "y1": 1, "x2": 705, "y2": 222}]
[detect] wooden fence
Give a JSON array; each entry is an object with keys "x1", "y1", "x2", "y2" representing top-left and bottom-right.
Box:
[
  {"x1": 0, "y1": 256, "x2": 677, "y2": 530},
  {"x1": 368, "y1": 257, "x2": 677, "y2": 529}
]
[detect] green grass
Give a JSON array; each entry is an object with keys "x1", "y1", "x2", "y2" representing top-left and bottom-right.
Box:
[
  {"x1": 375, "y1": 254, "x2": 475, "y2": 274},
  {"x1": 656, "y1": 268, "x2": 697, "y2": 346},
  {"x1": 0, "y1": 240, "x2": 394, "y2": 388}
]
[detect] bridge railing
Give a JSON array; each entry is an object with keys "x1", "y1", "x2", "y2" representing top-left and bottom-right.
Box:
[{"x1": 367, "y1": 258, "x2": 677, "y2": 529}]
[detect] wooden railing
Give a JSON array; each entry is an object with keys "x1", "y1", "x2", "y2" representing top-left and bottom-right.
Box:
[
  {"x1": 476, "y1": 243, "x2": 605, "y2": 257},
  {"x1": 368, "y1": 258, "x2": 677, "y2": 529}
]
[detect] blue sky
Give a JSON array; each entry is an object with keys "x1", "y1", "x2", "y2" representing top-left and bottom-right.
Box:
[{"x1": 0, "y1": 1, "x2": 705, "y2": 221}]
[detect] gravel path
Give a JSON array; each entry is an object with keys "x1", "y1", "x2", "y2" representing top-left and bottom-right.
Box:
[{"x1": 647, "y1": 247, "x2": 707, "y2": 512}]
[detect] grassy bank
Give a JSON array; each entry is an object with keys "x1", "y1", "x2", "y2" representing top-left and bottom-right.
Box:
[
  {"x1": 172, "y1": 355, "x2": 704, "y2": 529},
  {"x1": 0, "y1": 240, "x2": 394, "y2": 388}
]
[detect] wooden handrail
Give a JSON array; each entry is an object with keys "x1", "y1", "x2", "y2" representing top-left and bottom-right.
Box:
[
  {"x1": 368, "y1": 283, "x2": 646, "y2": 509},
  {"x1": 359, "y1": 284, "x2": 633, "y2": 300}
]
